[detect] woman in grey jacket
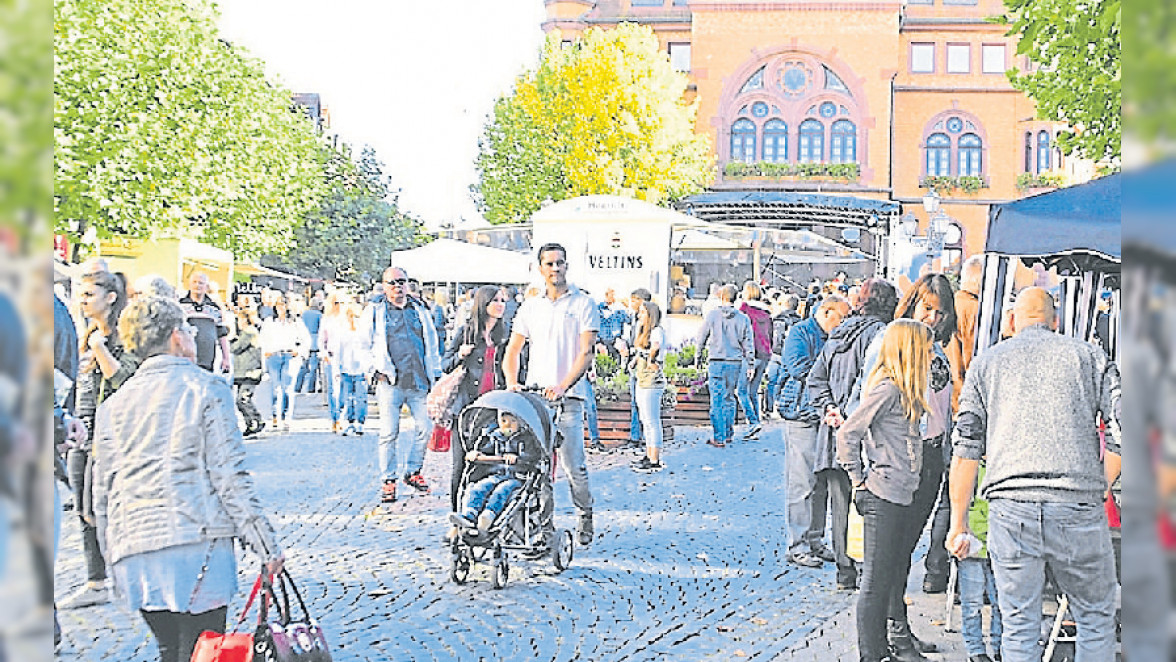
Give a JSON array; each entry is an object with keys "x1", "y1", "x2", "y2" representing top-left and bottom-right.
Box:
[
  {"x1": 836, "y1": 320, "x2": 933, "y2": 662},
  {"x1": 91, "y1": 297, "x2": 284, "y2": 662}
]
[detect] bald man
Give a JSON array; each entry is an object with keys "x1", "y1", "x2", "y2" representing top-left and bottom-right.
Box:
[{"x1": 947, "y1": 287, "x2": 1121, "y2": 662}]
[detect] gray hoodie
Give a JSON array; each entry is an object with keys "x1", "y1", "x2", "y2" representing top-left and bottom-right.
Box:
[{"x1": 695, "y1": 305, "x2": 754, "y2": 364}]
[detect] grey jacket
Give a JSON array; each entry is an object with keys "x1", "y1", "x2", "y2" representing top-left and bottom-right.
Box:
[
  {"x1": 694, "y1": 305, "x2": 754, "y2": 363},
  {"x1": 837, "y1": 378, "x2": 923, "y2": 506},
  {"x1": 91, "y1": 355, "x2": 280, "y2": 566},
  {"x1": 953, "y1": 325, "x2": 1121, "y2": 504},
  {"x1": 358, "y1": 295, "x2": 442, "y2": 386}
]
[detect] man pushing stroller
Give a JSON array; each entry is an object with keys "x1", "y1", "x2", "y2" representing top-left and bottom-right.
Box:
[{"x1": 450, "y1": 410, "x2": 541, "y2": 537}]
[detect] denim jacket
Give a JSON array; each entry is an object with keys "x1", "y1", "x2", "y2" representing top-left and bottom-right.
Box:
[
  {"x1": 777, "y1": 317, "x2": 828, "y2": 423},
  {"x1": 91, "y1": 355, "x2": 281, "y2": 566}
]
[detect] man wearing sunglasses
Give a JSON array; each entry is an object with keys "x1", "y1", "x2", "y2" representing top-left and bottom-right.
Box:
[
  {"x1": 504, "y1": 243, "x2": 599, "y2": 547},
  {"x1": 359, "y1": 266, "x2": 442, "y2": 504}
]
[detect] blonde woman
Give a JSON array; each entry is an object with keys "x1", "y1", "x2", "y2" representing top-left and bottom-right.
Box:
[
  {"x1": 835, "y1": 320, "x2": 933, "y2": 662},
  {"x1": 629, "y1": 301, "x2": 667, "y2": 473},
  {"x1": 331, "y1": 302, "x2": 371, "y2": 436},
  {"x1": 319, "y1": 292, "x2": 349, "y2": 433}
]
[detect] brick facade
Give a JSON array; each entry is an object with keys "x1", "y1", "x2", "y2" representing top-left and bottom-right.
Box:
[{"x1": 543, "y1": 0, "x2": 1087, "y2": 263}]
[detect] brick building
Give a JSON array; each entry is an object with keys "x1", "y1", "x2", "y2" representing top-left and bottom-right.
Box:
[{"x1": 543, "y1": 0, "x2": 1092, "y2": 272}]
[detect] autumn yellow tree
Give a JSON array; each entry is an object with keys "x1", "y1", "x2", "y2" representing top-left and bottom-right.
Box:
[{"x1": 474, "y1": 24, "x2": 713, "y2": 224}]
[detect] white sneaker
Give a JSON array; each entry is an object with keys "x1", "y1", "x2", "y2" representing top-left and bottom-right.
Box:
[{"x1": 59, "y1": 582, "x2": 110, "y2": 609}]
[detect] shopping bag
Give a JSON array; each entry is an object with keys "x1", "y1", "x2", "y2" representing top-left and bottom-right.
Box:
[
  {"x1": 427, "y1": 423, "x2": 452, "y2": 453},
  {"x1": 254, "y1": 570, "x2": 332, "y2": 662},
  {"x1": 190, "y1": 573, "x2": 266, "y2": 662},
  {"x1": 426, "y1": 366, "x2": 466, "y2": 425}
]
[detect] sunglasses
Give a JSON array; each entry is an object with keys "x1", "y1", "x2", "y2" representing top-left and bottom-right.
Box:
[{"x1": 383, "y1": 278, "x2": 408, "y2": 285}]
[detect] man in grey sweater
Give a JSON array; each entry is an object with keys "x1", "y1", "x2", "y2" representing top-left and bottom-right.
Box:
[
  {"x1": 695, "y1": 285, "x2": 755, "y2": 447},
  {"x1": 947, "y1": 287, "x2": 1121, "y2": 662}
]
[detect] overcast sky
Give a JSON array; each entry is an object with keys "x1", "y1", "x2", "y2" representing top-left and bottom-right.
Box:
[{"x1": 217, "y1": 0, "x2": 547, "y2": 229}]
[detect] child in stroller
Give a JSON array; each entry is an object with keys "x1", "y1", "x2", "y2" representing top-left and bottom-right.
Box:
[
  {"x1": 448, "y1": 389, "x2": 575, "y2": 589},
  {"x1": 449, "y1": 410, "x2": 541, "y2": 536}
]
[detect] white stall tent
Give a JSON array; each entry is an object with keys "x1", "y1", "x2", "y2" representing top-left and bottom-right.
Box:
[{"x1": 389, "y1": 238, "x2": 532, "y2": 284}]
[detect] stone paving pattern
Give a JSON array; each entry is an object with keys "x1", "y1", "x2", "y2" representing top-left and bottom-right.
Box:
[{"x1": 51, "y1": 392, "x2": 976, "y2": 661}]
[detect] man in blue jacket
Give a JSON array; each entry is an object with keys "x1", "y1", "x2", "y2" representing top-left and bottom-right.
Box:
[{"x1": 778, "y1": 296, "x2": 848, "y2": 567}]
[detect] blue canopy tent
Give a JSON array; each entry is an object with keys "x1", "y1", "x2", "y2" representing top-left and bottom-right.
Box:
[{"x1": 976, "y1": 174, "x2": 1121, "y2": 358}]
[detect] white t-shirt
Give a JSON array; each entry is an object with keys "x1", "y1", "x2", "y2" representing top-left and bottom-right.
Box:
[{"x1": 512, "y1": 284, "x2": 600, "y2": 399}]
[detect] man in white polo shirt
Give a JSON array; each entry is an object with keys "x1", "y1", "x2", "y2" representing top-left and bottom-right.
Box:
[{"x1": 504, "y1": 242, "x2": 599, "y2": 546}]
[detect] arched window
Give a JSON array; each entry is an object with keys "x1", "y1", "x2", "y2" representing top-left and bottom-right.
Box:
[
  {"x1": 1037, "y1": 131, "x2": 1051, "y2": 173},
  {"x1": 925, "y1": 133, "x2": 951, "y2": 176},
  {"x1": 763, "y1": 119, "x2": 788, "y2": 163},
  {"x1": 958, "y1": 133, "x2": 983, "y2": 176},
  {"x1": 799, "y1": 119, "x2": 824, "y2": 163},
  {"x1": 830, "y1": 119, "x2": 856, "y2": 163},
  {"x1": 731, "y1": 119, "x2": 756, "y2": 163}
]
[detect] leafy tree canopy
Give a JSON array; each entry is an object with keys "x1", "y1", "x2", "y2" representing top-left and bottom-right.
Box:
[
  {"x1": 55, "y1": 0, "x2": 327, "y2": 258},
  {"x1": 262, "y1": 146, "x2": 425, "y2": 284},
  {"x1": 1002, "y1": 0, "x2": 1121, "y2": 163},
  {"x1": 474, "y1": 23, "x2": 713, "y2": 225}
]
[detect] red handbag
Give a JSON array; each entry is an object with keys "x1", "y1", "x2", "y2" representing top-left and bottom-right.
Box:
[
  {"x1": 428, "y1": 423, "x2": 452, "y2": 453},
  {"x1": 190, "y1": 574, "x2": 266, "y2": 662}
]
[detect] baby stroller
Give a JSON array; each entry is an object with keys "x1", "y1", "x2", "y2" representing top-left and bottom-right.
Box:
[{"x1": 449, "y1": 389, "x2": 575, "y2": 589}]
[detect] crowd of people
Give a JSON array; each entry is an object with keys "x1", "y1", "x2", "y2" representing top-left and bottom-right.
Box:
[{"x1": 47, "y1": 246, "x2": 1127, "y2": 662}]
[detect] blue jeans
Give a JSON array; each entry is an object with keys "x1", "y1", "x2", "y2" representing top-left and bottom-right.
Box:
[
  {"x1": 737, "y1": 357, "x2": 766, "y2": 425},
  {"x1": 265, "y1": 353, "x2": 299, "y2": 422},
  {"x1": 987, "y1": 499, "x2": 1117, "y2": 662},
  {"x1": 583, "y1": 380, "x2": 600, "y2": 442},
  {"x1": 462, "y1": 476, "x2": 521, "y2": 521},
  {"x1": 707, "y1": 361, "x2": 741, "y2": 443},
  {"x1": 295, "y1": 351, "x2": 320, "y2": 392},
  {"x1": 375, "y1": 381, "x2": 432, "y2": 482},
  {"x1": 628, "y1": 374, "x2": 642, "y2": 441},
  {"x1": 340, "y1": 373, "x2": 368, "y2": 424},
  {"x1": 762, "y1": 354, "x2": 782, "y2": 413},
  {"x1": 959, "y1": 557, "x2": 1003, "y2": 658},
  {"x1": 634, "y1": 385, "x2": 664, "y2": 450},
  {"x1": 321, "y1": 361, "x2": 340, "y2": 423}
]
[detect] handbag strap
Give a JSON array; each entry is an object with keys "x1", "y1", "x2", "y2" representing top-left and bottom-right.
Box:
[
  {"x1": 184, "y1": 540, "x2": 216, "y2": 614},
  {"x1": 225, "y1": 572, "x2": 268, "y2": 633},
  {"x1": 275, "y1": 568, "x2": 316, "y2": 624}
]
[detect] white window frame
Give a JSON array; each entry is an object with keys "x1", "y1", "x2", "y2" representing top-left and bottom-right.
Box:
[
  {"x1": 911, "y1": 43, "x2": 935, "y2": 74},
  {"x1": 668, "y1": 43, "x2": 691, "y2": 73},
  {"x1": 947, "y1": 44, "x2": 971, "y2": 74},
  {"x1": 981, "y1": 44, "x2": 1006, "y2": 74}
]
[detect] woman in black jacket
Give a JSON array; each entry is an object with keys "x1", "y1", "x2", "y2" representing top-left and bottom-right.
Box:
[{"x1": 442, "y1": 285, "x2": 509, "y2": 512}]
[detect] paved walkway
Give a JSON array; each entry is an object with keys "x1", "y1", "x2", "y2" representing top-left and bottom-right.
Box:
[{"x1": 48, "y1": 393, "x2": 980, "y2": 661}]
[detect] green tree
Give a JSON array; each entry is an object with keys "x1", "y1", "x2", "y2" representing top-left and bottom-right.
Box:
[
  {"x1": 54, "y1": 0, "x2": 327, "y2": 259},
  {"x1": 263, "y1": 146, "x2": 424, "y2": 283},
  {"x1": 474, "y1": 24, "x2": 713, "y2": 224},
  {"x1": 1002, "y1": 0, "x2": 1121, "y2": 162}
]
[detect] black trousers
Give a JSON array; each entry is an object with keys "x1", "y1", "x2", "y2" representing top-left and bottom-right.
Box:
[
  {"x1": 66, "y1": 449, "x2": 106, "y2": 582},
  {"x1": 140, "y1": 606, "x2": 227, "y2": 662},
  {"x1": 886, "y1": 438, "x2": 946, "y2": 626},
  {"x1": 234, "y1": 378, "x2": 262, "y2": 429},
  {"x1": 922, "y1": 443, "x2": 954, "y2": 583},
  {"x1": 816, "y1": 467, "x2": 857, "y2": 585},
  {"x1": 856, "y1": 489, "x2": 913, "y2": 662}
]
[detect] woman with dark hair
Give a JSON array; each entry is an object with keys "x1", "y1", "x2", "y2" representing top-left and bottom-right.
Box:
[
  {"x1": 258, "y1": 295, "x2": 311, "y2": 432},
  {"x1": 61, "y1": 270, "x2": 141, "y2": 610},
  {"x1": 737, "y1": 281, "x2": 772, "y2": 437},
  {"x1": 851, "y1": 272, "x2": 957, "y2": 661},
  {"x1": 442, "y1": 285, "x2": 509, "y2": 513},
  {"x1": 805, "y1": 277, "x2": 898, "y2": 592},
  {"x1": 92, "y1": 296, "x2": 283, "y2": 662}
]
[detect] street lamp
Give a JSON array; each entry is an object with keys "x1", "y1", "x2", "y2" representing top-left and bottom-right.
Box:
[{"x1": 922, "y1": 188, "x2": 941, "y2": 215}]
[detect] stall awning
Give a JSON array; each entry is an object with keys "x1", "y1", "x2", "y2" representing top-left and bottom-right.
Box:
[
  {"x1": 676, "y1": 191, "x2": 899, "y2": 227},
  {"x1": 986, "y1": 174, "x2": 1121, "y2": 266},
  {"x1": 390, "y1": 239, "x2": 531, "y2": 284},
  {"x1": 237, "y1": 262, "x2": 307, "y2": 282}
]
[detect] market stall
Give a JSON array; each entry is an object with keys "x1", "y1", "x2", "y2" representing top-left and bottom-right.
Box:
[
  {"x1": 389, "y1": 238, "x2": 532, "y2": 285},
  {"x1": 976, "y1": 173, "x2": 1120, "y2": 357}
]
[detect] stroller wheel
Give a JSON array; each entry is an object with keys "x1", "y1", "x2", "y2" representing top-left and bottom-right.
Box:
[
  {"x1": 451, "y1": 555, "x2": 470, "y2": 585},
  {"x1": 491, "y1": 557, "x2": 510, "y2": 590},
  {"x1": 552, "y1": 529, "x2": 574, "y2": 572}
]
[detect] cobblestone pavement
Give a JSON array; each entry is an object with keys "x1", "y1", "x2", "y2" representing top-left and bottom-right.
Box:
[{"x1": 50, "y1": 393, "x2": 975, "y2": 661}]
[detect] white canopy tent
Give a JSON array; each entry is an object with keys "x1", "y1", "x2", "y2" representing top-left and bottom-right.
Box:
[{"x1": 389, "y1": 238, "x2": 532, "y2": 284}]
